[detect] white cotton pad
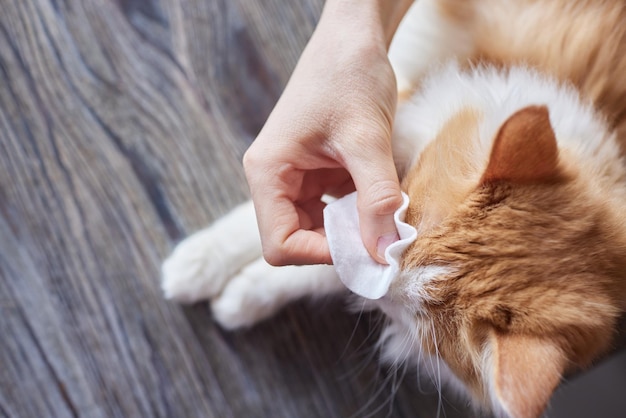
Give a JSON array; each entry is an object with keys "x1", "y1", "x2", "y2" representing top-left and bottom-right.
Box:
[{"x1": 323, "y1": 192, "x2": 418, "y2": 299}]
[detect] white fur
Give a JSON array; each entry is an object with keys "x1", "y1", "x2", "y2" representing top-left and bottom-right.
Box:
[
  {"x1": 376, "y1": 301, "x2": 421, "y2": 365},
  {"x1": 161, "y1": 200, "x2": 262, "y2": 303},
  {"x1": 400, "y1": 266, "x2": 451, "y2": 308},
  {"x1": 389, "y1": 0, "x2": 473, "y2": 94},
  {"x1": 212, "y1": 258, "x2": 342, "y2": 329},
  {"x1": 162, "y1": 199, "x2": 343, "y2": 329},
  {"x1": 374, "y1": 266, "x2": 473, "y2": 402}
]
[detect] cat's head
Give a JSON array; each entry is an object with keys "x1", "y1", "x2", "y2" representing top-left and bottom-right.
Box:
[{"x1": 384, "y1": 103, "x2": 626, "y2": 418}]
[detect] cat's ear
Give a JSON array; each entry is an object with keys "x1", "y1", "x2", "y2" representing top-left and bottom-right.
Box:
[
  {"x1": 482, "y1": 105, "x2": 559, "y2": 184},
  {"x1": 488, "y1": 331, "x2": 566, "y2": 418}
]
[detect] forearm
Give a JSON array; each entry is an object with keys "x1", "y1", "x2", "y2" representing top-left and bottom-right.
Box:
[{"x1": 322, "y1": 0, "x2": 414, "y2": 48}]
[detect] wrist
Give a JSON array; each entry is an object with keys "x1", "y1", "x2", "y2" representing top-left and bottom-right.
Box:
[{"x1": 322, "y1": 0, "x2": 413, "y2": 47}]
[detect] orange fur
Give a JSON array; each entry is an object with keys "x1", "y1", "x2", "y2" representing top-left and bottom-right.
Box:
[
  {"x1": 440, "y1": 0, "x2": 626, "y2": 153},
  {"x1": 393, "y1": 1, "x2": 626, "y2": 416},
  {"x1": 403, "y1": 107, "x2": 483, "y2": 233}
]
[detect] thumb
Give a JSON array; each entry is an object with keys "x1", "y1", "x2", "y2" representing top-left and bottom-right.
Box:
[{"x1": 345, "y1": 147, "x2": 403, "y2": 264}]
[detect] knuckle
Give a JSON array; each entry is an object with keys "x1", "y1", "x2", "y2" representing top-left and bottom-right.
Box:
[
  {"x1": 243, "y1": 147, "x2": 271, "y2": 187},
  {"x1": 360, "y1": 181, "x2": 403, "y2": 217},
  {"x1": 242, "y1": 148, "x2": 259, "y2": 173},
  {"x1": 262, "y1": 243, "x2": 289, "y2": 267}
]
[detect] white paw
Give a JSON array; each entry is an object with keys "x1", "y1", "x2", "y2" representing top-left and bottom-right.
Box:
[
  {"x1": 211, "y1": 260, "x2": 284, "y2": 329},
  {"x1": 161, "y1": 200, "x2": 262, "y2": 303},
  {"x1": 210, "y1": 260, "x2": 344, "y2": 330},
  {"x1": 161, "y1": 229, "x2": 232, "y2": 303}
]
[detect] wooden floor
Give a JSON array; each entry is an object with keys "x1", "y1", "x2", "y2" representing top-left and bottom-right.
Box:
[{"x1": 1, "y1": 1, "x2": 624, "y2": 417}]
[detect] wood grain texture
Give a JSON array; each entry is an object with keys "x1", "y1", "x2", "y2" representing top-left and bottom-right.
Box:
[{"x1": 1, "y1": 1, "x2": 623, "y2": 417}]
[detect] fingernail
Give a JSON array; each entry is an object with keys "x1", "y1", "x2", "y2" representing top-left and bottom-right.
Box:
[{"x1": 377, "y1": 232, "x2": 400, "y2": 262}]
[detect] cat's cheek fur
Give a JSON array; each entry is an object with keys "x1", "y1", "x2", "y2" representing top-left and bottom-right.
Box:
[
  {"x1": 372, "y1": 266, "x2": 479, "y2": 406},
  {"x1": 374, "y1": 303, "x2": 476, "y2": 410}
]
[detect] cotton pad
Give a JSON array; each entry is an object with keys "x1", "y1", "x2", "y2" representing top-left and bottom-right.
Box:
[{"x1": 324, "y1": 192, "x2": 418, "y2": 299}]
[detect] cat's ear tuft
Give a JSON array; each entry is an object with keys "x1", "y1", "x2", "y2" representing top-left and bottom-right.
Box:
[
  {"x1": 488, "y1": 331, "x2": 566, "y2": 418},
  {"x1": 482, "y1": 105, "x2": 560, "y2": 184}
]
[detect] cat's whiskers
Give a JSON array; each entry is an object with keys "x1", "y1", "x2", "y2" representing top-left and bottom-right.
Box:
[
  {"x1": 429, "y1": 319, "x2": 445, "y2": 418},
  {"x1": 340, "y1": 315, "x2": 387, "y2": 381},
  {"x1": 349, "y1": 346, "x2": 410, "y2": 418},
  {"x1": 339, "y1": 298, "x2": 369, "y2": 362},
  {"x1": 386, "y1": 359, "x2": 410, "y2": 418},
  {"x1": 415, "y1": 327, "x2": 428, "y2": 395}
]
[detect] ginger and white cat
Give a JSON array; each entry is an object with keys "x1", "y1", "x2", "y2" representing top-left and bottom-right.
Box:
[{"x1": 162, "y1": 1, "x2": 626, "y2": 417}]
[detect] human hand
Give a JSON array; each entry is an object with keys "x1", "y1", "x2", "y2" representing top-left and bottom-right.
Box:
[{"x1": 243, "y1": 0, "x2": 411, "y2": 266}]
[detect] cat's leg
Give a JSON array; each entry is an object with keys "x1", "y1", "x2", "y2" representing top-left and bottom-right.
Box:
[
  {"x1": 161, "y1": 200, "x2": 262, "y2": 303},
  {"x1": 211, "y1": 259, "x2": 345, "y2": 329},
  {"x1": 161, "y1": 199, "x2": 346, "y2": 329}
]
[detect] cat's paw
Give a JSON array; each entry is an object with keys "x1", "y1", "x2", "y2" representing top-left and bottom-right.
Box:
[
  {"x1": 210, "y1": 260, "x2": 343, "y2": 330},
  {"x1": 210, "y1": 259, "x2": 285, "y2": 329},
  {"x1": 161, "y1": 229, "x2": 232, "y2": 303},
  {"x1": 161, "y1": 201, "x2": 262, "y2": 304}
]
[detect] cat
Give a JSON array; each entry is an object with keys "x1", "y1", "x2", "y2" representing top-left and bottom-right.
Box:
[{"x1": 161, "y1": 1, "x2": 626, "y2": 417}]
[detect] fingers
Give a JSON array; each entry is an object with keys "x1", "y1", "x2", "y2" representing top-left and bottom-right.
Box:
[
  {"x1": 343, "y1": 139, "x2": 403, "y2": 264},
  {"x1": 259, "y1": 202, "x2": 331, "y2": 266},
  {"x1": 359, "y1": 179, "x2": 403, "y2": 264},
  {"x1": 243, "y1": 148, "x2": 332, "y2": 266}
]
